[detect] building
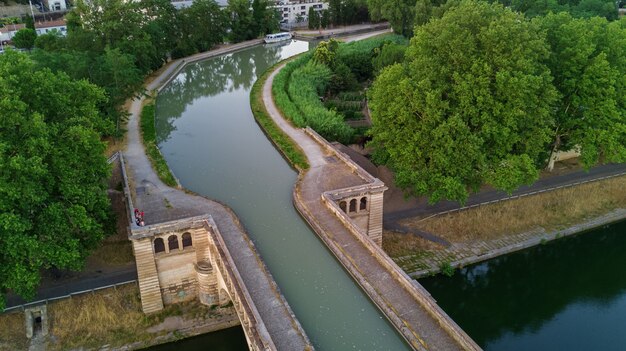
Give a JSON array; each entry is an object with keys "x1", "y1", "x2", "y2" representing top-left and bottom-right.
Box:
[
  {"x1": 47, "y1": 0, "x2": 67, "y2": 12},
  {"x1": 0, "y1": 19, "x2": 67, "y2": 44},
  {"x1": 34, "y1": 19, "x2": 67, "y2": 35},
  {"x1": 273, "y1": 0, "x2": 327, "y2": 24},
  {"x1": 171, "y1": 0, "x2": 227, "y2": 10}
]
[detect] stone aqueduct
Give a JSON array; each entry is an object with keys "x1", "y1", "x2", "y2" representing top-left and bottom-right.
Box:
[{"x1": 130, "y1": 215, "x2": 278, "y2": 350}]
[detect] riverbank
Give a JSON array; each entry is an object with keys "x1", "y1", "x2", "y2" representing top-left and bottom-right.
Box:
[{"x1": 385, "y1": 174, "x2": 626, "y2": 277}]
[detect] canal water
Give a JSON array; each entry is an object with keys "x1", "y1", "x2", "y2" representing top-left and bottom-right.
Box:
[
  {"x1": 155, "y1": 41, "x2": 409, "y2": 350},
  {"x1": 420, "y1": 220, "x2": 626, "y2": 351}
]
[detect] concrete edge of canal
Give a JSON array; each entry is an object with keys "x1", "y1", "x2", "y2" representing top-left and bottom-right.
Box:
[
  {"x1": 409, "y1": 208, "x2": 626, "y2": 279},
  {"x1": 125, "y1": 39, "x2": 314, "y2": 350}
]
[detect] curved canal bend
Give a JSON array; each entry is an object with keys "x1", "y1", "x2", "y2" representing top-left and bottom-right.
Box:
[{"x1": 155, "y1": 41, "x2": 410, "y2": 349}]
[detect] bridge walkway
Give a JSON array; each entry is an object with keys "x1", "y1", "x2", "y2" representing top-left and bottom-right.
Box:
[
  {"x1": 263, "y1": 63, "x2": 481, "y2": 351},
  {"x1": 124, "y1": 40, "x2": 311, "y2": 350}
]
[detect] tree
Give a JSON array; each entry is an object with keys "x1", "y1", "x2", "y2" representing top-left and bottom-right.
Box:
[
  {"x1": 368, "y1": 1, "x2": 558, "y2": 203},
  {"x1": 320, "y1": 9, "x2": 330, "y2": 28},
  {"x1": 34, "y1": 30, "x2": 65, "y2": 51},
  {"x1": 367, "y1": 0, "x2": 415, "y2": 36},
  {"x1": 12, "y1": 28, "x2": 36, "y2": 50},
  {"x1": 176, "y1": 0, "x2": 227, "y2": 56},
  {"x1": 308, "y1": 7, "x2": 321, "y2": 29},
  {"x1": 534, "y1": 13, "x2": 626, "y2": 170},
  {"x1": 228, "y1": 0, "x2": 255, "y2": 42},
  {"x1": 0, "y1": 52, "x2": 112, "y2": 309},
  {"x1": 313, "y1": 39, "x2": 339, "y2": 66},
  {"x1": 329, "y1": 0, "x2": 342, "y2": 25},
  {"x1": 71, "y1": 0, "x2": 163, "y2": 73},
  {"x1": 252, "y1": 0, "x2": 278, "y2": 36},
  {"x1": 23, "y1": 14, "x2": 34, "y2": 30}
]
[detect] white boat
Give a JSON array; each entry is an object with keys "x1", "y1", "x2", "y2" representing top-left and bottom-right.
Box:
[{"x1": 264, "y1": 32, "x2": 292, "y2": 44}]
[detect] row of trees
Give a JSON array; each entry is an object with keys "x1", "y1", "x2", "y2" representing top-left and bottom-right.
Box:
[
  {"x1": 367, "y1": 0, "x2": 621, "y2": 36},
  {"x1": 308, "y1": 0, "x2": 370, "y2": 29},
  {"x1": 0, "y1": 52, "x2": 113, "y2": 309},
  {"x1": 11, "y1": 0, "x2": 280, "y2": 135},
  {"x1": 0, "y1": 0, "x2": 282, "y2": 308},
  {"x1": 369, "y1": 1, "x2": 626, "y2": 203}
]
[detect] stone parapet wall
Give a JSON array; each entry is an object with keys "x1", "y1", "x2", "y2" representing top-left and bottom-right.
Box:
[
  {"x1": 202, "y1": 218, "x2": 276, "y2": 351},
  {"x1": 304, "y1": 127, "x2": 387, "y2": 245},
  {"x1": 301, "y1": 127, "x2": 480, "y2": 350}
]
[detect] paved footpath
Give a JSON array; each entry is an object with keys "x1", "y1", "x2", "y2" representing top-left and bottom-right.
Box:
[
  {"x1": 262, "y1": 59, "x2": 480, "y2": 350},
  {"x1": 125, "y1": 40, "x2": 311, "y2": 351}
]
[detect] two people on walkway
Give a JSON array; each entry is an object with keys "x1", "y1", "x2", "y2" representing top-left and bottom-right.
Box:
[{"x1": 134, "y1": 209, "x2": 145, "y2": 226}]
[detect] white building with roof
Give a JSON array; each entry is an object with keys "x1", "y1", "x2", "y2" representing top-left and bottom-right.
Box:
[
  {"x1": 273, "y1": 0, "x2": 327, "y2": 24},
  {"x1": 0, "y1": 19, "x2": 67, "y2": 44}
]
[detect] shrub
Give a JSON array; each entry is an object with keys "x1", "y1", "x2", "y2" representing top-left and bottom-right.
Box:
[
  {"x1": 287, "y1": 61, "x2": 354, "y2": 143},
  {"x1": 372, "y1": 42, "x2": 408, "y2": 75},
  {"x1": 439, "y1": 261, "x2": 455, "y2": 277}
]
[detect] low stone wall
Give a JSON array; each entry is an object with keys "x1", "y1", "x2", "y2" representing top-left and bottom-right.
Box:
[
  {"x1": 156, "y1": 40, "x2": 264, "y2": 94},
  {"x1": 293, "y1": 23, "x2": 391, "y2": 41},
  {"x1": 203, "y1": 217, "x2": 276, "y2": 351},
  {"x1": 409, "y1": 208, "x2": 626, "y2": 278},
  {"x1": 299, "y1": 128, "x2": 480, "y2": 350}
]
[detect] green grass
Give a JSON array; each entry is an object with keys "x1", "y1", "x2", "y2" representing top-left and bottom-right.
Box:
[
  {"x1": 140, "y1": 103, "x2": 178, "y2": 187},
  {"x1": 250, "y1": 61, "x2": 309, "y2": 171}
]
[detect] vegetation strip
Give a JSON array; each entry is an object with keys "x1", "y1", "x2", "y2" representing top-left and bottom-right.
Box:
[
  {"x1": 384, "y1": 175, "x2": 626, "y2": 275},
  {"x1": 251, "y1": 60, "x2": 310, "y2": 171},
  {"x1": 140, "y1": 101, "x2": 179, "y2": 187}
]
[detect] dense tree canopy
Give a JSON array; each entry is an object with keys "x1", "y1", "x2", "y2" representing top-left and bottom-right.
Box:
[
  {"x1": 12, "y1": 28, "x2": 36, "y2": 50},
  {"x1": 369, "y1": 1, "x2": 558, "y2": 203},
  {"x1": 0, "y1": 52, "x2": 112, "y2": 308},
  {"x1": 367, "y1": 0, "x2": 417, "y2": 36},
  {"x1": 501, "y1": 0, "x2": 619, "y2": 20},
  {"x1": 228, "y1": 0, "x2": 256, "y2": 42},
  {"x1": 535, "y1": 13, "x2": 626, "y2": 170}
]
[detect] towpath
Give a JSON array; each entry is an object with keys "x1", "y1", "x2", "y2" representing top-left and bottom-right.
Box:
[{"x1": 123, "y1": 40, "x2": 311, "y2": 351}]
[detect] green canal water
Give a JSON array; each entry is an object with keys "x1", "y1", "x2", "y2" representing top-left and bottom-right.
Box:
[
  {"x1": 154, "y1": 41, "x2": 409, "y2": 350},
  {"x1": 420, "y1": 219, "x2": 626, "y2": 351}
]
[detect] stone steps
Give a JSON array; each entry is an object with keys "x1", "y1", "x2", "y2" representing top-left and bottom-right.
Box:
[{"x1": 133, "y1": 240, "x2": 164, "y2": 313}]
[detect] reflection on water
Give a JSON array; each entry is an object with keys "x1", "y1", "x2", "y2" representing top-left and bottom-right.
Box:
[
  {"x1": 155, "y1": 41, "x2": 409, "y2": 350},
  {"x1": 420, "y1": 220, "x2": 626, "y2": 351},
  {"x1": 144, "y1": 327, "x2": 248, "y2": 351},
  {"x1": 156, "y1": 40, "x2": 312, "y2": 145}
]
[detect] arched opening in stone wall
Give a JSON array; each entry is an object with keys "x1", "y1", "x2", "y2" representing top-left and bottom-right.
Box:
[
  {"x1": 168, "y1": 235, "x2": 179, "y2": 251},
  {"x1": 154, "y1": 238, "x2": 165, "y2": 253},
  {"x1": 182, "y1": 232, "x2": 193, "y2": 248},
  {"x1": 349, "y1": 199, "x2": 357, "y2": 212},
  {"x1": 360, "y1": 197, "x2": 367, "y2": 211},
  {"x1": 339, "y1": 201, "x2": 347, "y2": 213}
]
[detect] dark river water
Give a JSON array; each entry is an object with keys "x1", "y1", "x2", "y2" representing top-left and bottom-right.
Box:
[{"x1": 420, "y1": 219, "x2": 626, "y2": 351}]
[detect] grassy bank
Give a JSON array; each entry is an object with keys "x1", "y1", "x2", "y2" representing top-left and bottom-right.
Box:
[
  {"x1": 140, "y1": 102, "x2": 179, "y2": 187},
  {"x1": 0, "y1": 312, "x2": 28, "y2": 351},
  {"x1": 0, "y1": 284, "x2": 238, "y2": 351},
  {"x1": 250, "y1": 61, "x2": 309, "y2": 171},
  {"x1": 385, "y1": 175, "x2": 626, "y2": 259}
]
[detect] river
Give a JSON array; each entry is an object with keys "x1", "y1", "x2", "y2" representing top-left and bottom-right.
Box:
[
  {"x1": 420, "y1": 219, "x2": 626, "y2": 350},
  {"x1": 154, "y1": 40, "x2": 409, "y2": 350}
]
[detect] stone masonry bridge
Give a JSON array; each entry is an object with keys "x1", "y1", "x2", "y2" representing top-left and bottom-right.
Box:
[{"x1": 123, "y1": 41, "x2": 312, "y2": 351}]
